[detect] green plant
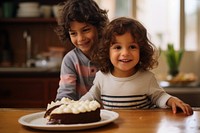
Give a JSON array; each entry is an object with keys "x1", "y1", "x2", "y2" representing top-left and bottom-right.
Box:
[{"x1": 164, "y1": 43, "x2": 184, "y2": 76}]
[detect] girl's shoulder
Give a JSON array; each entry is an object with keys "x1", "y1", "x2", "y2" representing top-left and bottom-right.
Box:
[
  {"x1": 62, "y1": 48, "x2": 77, "y2": 61},
  {"x1": 64, "y1": 48, "x2": 80, "y2": 57},
  {"x1": 63, "y1": 48, "x2": 87, "y2": 61}
]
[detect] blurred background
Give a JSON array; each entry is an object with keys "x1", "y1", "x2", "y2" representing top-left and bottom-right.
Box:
[{"x1": 0, "y1": 0, "x2": 199, "y2": 107}]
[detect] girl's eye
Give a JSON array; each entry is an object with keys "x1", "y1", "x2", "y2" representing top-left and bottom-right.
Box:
[
  {"x1": 113, "y1": 45, "x2": 121, "y2": 50},
  {"x1": 83, "y1": 28, "x2": 90, "y2": 32},
  {"x1": 69, "y1": 31, "x2": 76, "y2": 36}
]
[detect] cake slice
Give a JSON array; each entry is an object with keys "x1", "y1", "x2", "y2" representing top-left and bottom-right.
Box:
[{"x1": 44, "y1": 97, "x2": 101, "y2": 124}]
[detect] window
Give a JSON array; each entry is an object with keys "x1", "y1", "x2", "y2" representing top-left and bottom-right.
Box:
[
  {"x1": 185, "y1": 0, "x2": 199, "y2": 51},
  {"x1": 96, "y1": 0, "x2": 200, "y2": 51},
  {"x1": 95, "y1": 0, "x2": 133, "y2": 20},
  {"x1": 136, "y1": 0, "x2": 180, "y2": 50}
]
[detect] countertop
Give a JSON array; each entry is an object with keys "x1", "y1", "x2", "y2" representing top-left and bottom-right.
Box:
[{"x1": 1, "y1": 108, "x2": 200, "y2": 133}]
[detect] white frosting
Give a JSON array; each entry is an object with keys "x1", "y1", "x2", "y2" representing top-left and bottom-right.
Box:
[
  {"x1": 47, "y1": 97, "x2": 101, "y2": 114},
  {"x1": 46, "y1": 97, "x2": 74, "y2": 110}
]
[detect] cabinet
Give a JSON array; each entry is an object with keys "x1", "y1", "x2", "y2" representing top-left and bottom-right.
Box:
[
  {"x1": 0, "y1": 0, "x2": 73, "y2": 67},
  {"x1": 164, "y1": 87, "x2": 200, "y2": 107},
  {"x1": 0, "y1": 0, "x2": 68, "y2": 108},
  {"x1": 0, "y1": 18, "x2": 69, "y2": 66},
  {"x1": 0, "y1": 72, "x2": 60, "y2": 108}
]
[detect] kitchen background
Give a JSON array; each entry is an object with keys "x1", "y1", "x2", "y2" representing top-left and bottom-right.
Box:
[{"x1": 0, "y1": 0, "x2": 199, "y2": 107}]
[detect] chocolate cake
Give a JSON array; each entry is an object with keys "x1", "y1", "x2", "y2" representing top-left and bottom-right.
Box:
[{"x1": 44, "y1": 98, "x2": 101, "y2": 124}]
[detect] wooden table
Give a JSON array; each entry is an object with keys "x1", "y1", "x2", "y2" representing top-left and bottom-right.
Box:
[{"x1": 1, "y1": 108, "x2": 200, "y2": 133}]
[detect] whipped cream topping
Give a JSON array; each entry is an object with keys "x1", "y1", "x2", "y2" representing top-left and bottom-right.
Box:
[
  {"x1": 47, "y1": 97, "x2": 74, "y2": 110},
  {"x1": 47, "y1": 97, "x2": 101, "y2": 114}
]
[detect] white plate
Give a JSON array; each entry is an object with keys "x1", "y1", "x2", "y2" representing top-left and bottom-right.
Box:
[{"x1": 18, "y1": 109, "x2": 119, "y2": 131}]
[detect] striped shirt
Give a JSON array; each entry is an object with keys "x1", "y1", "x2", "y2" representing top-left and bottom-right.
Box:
[
  {"x1": 101, "y1": 94, "x2": 154, "y2": 109},
  {"x1": 56, "y1": 48, "x2": 98, "y2": 101},
  {"x1": 80, "y1": 70, "x2": 171, "y2": 109}
]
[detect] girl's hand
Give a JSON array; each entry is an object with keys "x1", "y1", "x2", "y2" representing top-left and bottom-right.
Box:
[{"x1": 167, "y1": 97, "x2": 193, "y2": 115}]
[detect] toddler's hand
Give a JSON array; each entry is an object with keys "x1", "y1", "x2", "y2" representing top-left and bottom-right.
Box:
[{"x1": 167, "y1": 97, "x2": 193, "y2": 115}]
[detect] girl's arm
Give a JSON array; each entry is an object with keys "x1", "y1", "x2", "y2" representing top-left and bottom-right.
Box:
[
  {"x1": 56, "y1": 54, "x2": 77, "y2": 101},
  {"x1": 80, "y1": 73, "x2": 102, "y2": 103}
]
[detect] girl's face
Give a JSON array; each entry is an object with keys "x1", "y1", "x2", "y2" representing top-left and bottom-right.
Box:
[
  {"x1": 109, "y1": 32, "x2": 140, "y2": 77},
  {"x1": 69, "y1": 21, "x2": 98, "y2": 58}
]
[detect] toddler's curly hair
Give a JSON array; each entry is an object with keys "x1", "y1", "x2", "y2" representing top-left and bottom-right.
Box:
[{"x1": 94, "y1": 17, "x2": 159, "y2": 73}]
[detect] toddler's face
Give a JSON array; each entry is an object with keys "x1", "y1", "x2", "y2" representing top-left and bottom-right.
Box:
[
  {"x1": 109, "y1": 32, "x2": 140, "y2": 77},
  {"x1": 69, "y1": 21, "x2": 98, "y2": 57}
]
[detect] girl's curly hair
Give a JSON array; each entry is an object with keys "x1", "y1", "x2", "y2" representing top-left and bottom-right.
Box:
[
  {"x1": 55, "y1": 0, "x2": 108, "y2": 46},
  {"x1": 93, "y1": 17, "x2": 159, "y2": 73}
]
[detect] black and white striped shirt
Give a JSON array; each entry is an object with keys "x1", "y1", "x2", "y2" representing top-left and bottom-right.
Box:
[{"x1": 81, "y1": 70, "x2": 171, "y2": 109}]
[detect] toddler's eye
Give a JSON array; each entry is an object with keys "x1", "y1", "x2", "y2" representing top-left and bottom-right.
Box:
[
  {"x1": 130, "y1": 43, "x2": 139, "y2": 49},
  {"x1": 130, "y1": 45, "x2": 136, "y2": 49}
]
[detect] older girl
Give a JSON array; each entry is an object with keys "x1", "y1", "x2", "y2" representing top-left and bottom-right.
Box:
[{"x1": 55, "y1": 0, "x2": 109, "y2": 100}]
